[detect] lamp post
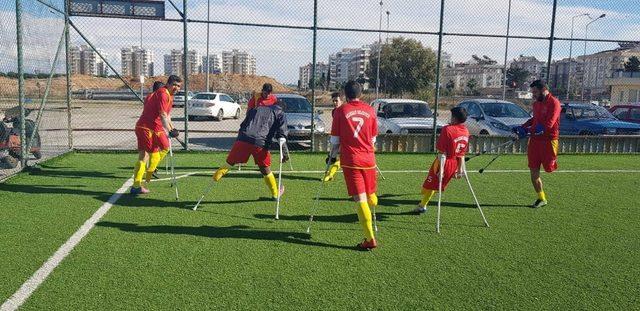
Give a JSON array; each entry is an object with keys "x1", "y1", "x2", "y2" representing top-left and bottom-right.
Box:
[
  {"x1": 566, "y1": 13, "x2": 590, "y2": 100},
  {"x1": 205, "y1": 0, "x2": 210, "y2": 92},
  {"x1": 501, "y1": 0, "x2": 512, "y2": 100},
  {"x1": 386, "y1": 11, "x2": 390, "y2": 44},
  {"x1": 375, "y1": 1, "x2": 383, "y2": 99},
  {"x1": 580, "y1": 13, "x2": 606, "y2": 102}
]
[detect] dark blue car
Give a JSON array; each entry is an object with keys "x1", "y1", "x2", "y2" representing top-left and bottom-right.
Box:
[{"x1": 560, "y1": 103, "x2": 640, "y2": 135}]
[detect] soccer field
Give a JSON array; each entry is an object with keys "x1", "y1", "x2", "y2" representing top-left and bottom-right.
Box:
[{"x1": 1, "y1": 152, "x2": 639, "y2": 310}]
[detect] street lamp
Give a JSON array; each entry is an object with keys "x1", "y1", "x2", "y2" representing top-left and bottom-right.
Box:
[
  {"x1": 205, "y1": 0, "x2": 211, "y2": 92},
  {"x1": 501, "y1": 0, "x2": 512, "y2": 100},
  {"x1": 375, "y1": 1, "x2": 383, "y2": 99},
  {"x1": 386, "y1": 11, "x2": 390, "y2": 44},
  {"x1": 580, "y1": 13, "x2": 606, "y2": 102},
  {"x1": 565, "y1": 13, "x2": 590, "y2": 100}
]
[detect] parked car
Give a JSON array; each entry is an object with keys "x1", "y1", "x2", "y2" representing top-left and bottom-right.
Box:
[
  {"x1": 173, "y1": 91, "x2": 194, "y2": 107},
  {"x1": 275, "y1": 94, "x2": 325, "y2": 145},
  {"x1": 187, "y1": 92, "x2": 241, "y2": 121},
  {"x1": 609, "y1": 104, "x2": 640, "y2": 124},
  {"x1": 560, "y1": 103, "x2": 640, "y2": 135},
  {"x1": 370, "y1": 99, "x2": 445, "y2": 134},
  {"x1": 456, "y1": 99, "x2": 531, "y2": 136}
]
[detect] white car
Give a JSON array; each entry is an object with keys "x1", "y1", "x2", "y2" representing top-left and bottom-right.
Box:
[
  {"x1": 173, "y1": 91, "x2": 194, "y2": 108},
  {"x1": 371, "y1": 99, "x2": 445, "y2": 134},
  {"x1": 187, "y1": 92, "x2": 241, "y2": 121}
]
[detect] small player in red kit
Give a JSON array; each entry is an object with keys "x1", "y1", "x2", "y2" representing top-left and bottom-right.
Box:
[
  {"x1": 414, "y1": 107, "x2": 470, "y2": 214},
  {"x1": 327, "y1": 81, "x2": 379, "y2": 250}
]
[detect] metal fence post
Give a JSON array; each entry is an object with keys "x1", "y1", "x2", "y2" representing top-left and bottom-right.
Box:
[
  {"x1": 310, "y1": 0, "x2": 318, "y2": 152},
  {"x1": 15, "y1": 0, "x2": 26, "y2": 167},
  {"x1": 432, "y1": 0, "x2": 446, "y2": 153},
  {"x1": 502, "y1": 0, "x2": 512, "y2": 100},
  {"x1": 65, "y1": 0, "x2": 73, "y2": 150},
  {"x1": 546, "y1": 0, "x2": 558, "y2": 82},
  {"x1": 182, "y1": 0, "x2": 189, "y2": 150}
]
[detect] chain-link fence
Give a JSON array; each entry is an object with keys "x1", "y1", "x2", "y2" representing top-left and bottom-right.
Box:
[{"x1": 2, "y1": 0, "x2": 640, "y2": 177}]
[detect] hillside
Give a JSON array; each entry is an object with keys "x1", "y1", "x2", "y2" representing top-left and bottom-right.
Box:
[{"x1": 0, "y1": 73, "x2": 291, "y2": 99}]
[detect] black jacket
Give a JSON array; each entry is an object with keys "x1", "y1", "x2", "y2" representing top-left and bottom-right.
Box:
[{"x1": 237, "y1": 105, "x2": 288, "y2": 149}]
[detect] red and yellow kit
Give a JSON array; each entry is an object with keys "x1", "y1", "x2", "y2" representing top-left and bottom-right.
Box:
[
  {"x1": 248, "y1": 94, "x2": 277, "y2": 110},
  {"x1": 423, "y1": 123, "x2": 469, "y2": 191},
  {"x1": 331, "y1": 99, "x2": 378, "y2": 196},
  {"x1": 226, "y1": 140, "x2": 271, "y2": 167},
  {"x1": 523, "y1": 93, "x2": 561, "y2": 172},
  {"x1": 135, "y1": 87, "x2": 173, "y2": 152}
]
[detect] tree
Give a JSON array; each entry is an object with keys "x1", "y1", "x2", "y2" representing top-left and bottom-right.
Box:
[
  {"x1": 624, "y1": 56, "x2": 640, "y2": 72},
  {"x1": 367, "y1": 37, "x2": 437, "y2": 96},
  {"x1": 466, "y1": 79, "x2": 478, "y2": 95},
  {"x1": 506, "y1": 67, "x2": 531, "y2": 90}
]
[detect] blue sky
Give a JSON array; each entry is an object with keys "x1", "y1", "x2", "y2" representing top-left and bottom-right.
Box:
[{"x1": 1, "y1": 0, "x2": 638, "y2": 83}]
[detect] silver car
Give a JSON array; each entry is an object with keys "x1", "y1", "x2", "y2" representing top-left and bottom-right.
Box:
[
  {"x1": 456, "y1": 99, "x2": 531, "y2": 136},
  {"x1": 173, "y1": 91, "x2": 194, "y2": 108},
  {"x1": 371, "y1": 99, "x2": 445, "y2": 134},
  {"x1": 275, "y1": 94, "x2": 325, "y2": 145}
]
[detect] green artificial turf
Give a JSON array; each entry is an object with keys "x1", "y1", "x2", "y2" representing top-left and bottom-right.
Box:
[{"x1": 1, "y1": 152, "x2": 639, "y2": 310}]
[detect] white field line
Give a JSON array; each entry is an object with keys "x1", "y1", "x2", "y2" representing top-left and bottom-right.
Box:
[
  {"x1": 1, "y1": 178, "x2": 134, "y2": 311},
  {"x1": 153, "y1": 169, "x2": 640, "y2": 177}
]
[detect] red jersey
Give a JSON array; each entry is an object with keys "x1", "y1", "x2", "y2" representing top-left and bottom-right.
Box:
[
  {"x1": 523, "y1": 93, "x2": 561, "y2": 140},
  {"x1": 331, "y1": 99, "x2": 377, "y2": 168},
  {"x1": 136, "y1": 87, "x2": 173, "y2": 132},
  {"x1": 248, "y1": 94, "x2": 277, "y2": 110},
  {"x1": 436, "y1": 123, "x2": 469, "y2": 158}
]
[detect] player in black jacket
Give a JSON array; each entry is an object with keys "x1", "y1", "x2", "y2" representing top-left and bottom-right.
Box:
[{"x1": 212, "y1": 103, "x2": 289, "y2": 199}]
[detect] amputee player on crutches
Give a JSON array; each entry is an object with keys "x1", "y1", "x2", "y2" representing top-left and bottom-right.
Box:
[
  {"x1": 414, "y1": 107, "x2": 470, "y2": 214},
  {"x1": 130, "y1": 75, "x2": 182, "y2": 195},
  {"x1": 212, "y1": 101, "x2": 289, "y2": 200},
  {"x1": 328, "y1": 81, "x2": 379, "y2": 250}
]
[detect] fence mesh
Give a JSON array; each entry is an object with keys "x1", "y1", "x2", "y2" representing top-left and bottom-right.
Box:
[
  {"x1": 2, "y1": 0, "x2": 639, "y2": 177},
  {"x1": 0, "y1": 0, "x2": 70, "y2": 179}
]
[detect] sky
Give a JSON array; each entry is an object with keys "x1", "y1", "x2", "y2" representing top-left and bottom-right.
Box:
[{"x1": 0, "y1": 0, "x2": 638, "y2": 84}]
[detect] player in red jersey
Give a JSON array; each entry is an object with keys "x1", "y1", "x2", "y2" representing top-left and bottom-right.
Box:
[
  {"x1": 247, "y1": 83, "x2": 277, "y2": 110},
  {"x1": 513, "y1": 80, "x2": 561, "y2": 208},
  {"x1": 323, "y1": 92, "x2": 344, "y2": 182},
  {"x1": 131, "y1": 75, "x2": 182, "y2": 195},
  {"x1": 415, "y1": 107, "x2": 470, "y2": 214},
  {"x1": 327, "y1": 81, "x2": 379, "y2": 250}
]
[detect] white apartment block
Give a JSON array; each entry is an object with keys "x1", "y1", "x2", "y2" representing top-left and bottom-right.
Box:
[
  {"x1": 298, "y1": 62, "x2": 329, "y2": 91},
  {"x1": 221, "y1": 49, "x2": 256, "y2": 75},
  {"x1": 577, "y1": 44, "x2": 640, "y2": 98},
  {"x1": 201, "y1": 54, "x2": 222, "y2": 74},
  {"x1": 163, "y1": 49, "x2": 201, "y2": 76},
  {"x1": 443, "y1": 58, "x2": 504, "y2": 91},
  {"x1": 121, "y1": 46, "x2": 154, "y2": 77},
  {"x1": 328, "y1": 46, "x2": 371, "y2": 89},
  {"x1": 69, "y1": 45, "x2": 106, "y2": 76}
]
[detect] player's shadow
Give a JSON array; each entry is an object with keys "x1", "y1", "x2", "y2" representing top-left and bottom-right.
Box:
[
  {"x1": 23, "y1": 166, "x2": 121, "y2": 179},
  {"x1": 318, "y1": 193, "x2": 409, "y2": 205},
  {"x1": 224, "y1": 173, "x2": 320, "y2": 182},
  {"x1": 96, "y1": 222, "x2": 356, "y2": 250},
  {"x1": 198, "y1": 197, "x2": 273, "y2": 205},
  {"x1": 377, "y1": 196, "x2": 526, "y2": 209},
  {"x1": 253, "y1": 213, "x2": 392, "y2": 224}
]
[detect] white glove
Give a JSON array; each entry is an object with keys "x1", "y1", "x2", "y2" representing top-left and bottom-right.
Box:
[{"x1": 278, "y1": 137, "x2": 286, "y2": 145}]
